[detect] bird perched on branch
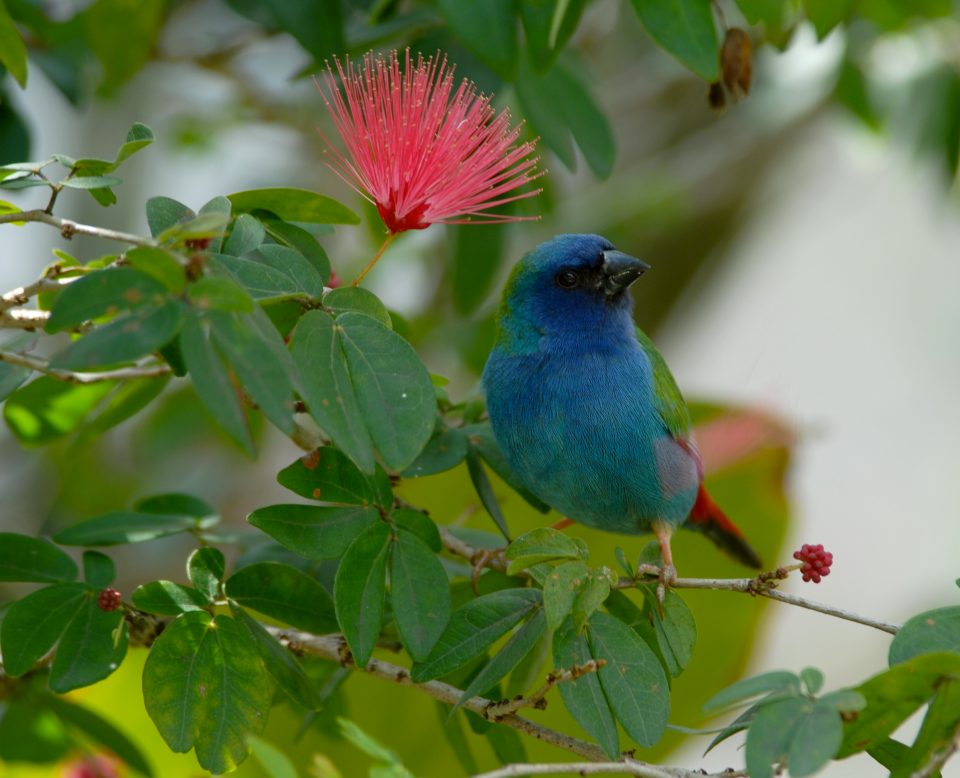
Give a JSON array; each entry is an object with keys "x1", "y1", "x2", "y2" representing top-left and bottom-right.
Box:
[{"x1": 482, "y1": 234, "x2": 761, "y2": 587}]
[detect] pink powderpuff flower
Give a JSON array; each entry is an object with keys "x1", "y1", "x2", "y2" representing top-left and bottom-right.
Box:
[{"x1": 317, "y1": 49, "x2": 542, "y2": 235}]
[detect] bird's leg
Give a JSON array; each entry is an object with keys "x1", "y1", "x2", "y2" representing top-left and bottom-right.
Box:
[
  {"x1": 652, "y1": 522, "x2": 677, "y2": 610},
  {"x1": 551, "y1": 517, "x2": 575, "y2": 531}
]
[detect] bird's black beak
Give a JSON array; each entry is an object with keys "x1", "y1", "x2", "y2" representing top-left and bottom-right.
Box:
[{"x1": 601, "y1": 250, "x2": 650, "y2": 296}]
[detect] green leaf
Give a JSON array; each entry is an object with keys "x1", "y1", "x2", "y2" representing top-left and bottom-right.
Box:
[
  {"x1": 261, "y1": 0, "x2": 344, "y2": 63},
  {"x1": 82, "y1": 550, "x2": 115, "y2": 588},
  {"x1": 290, "y1": 310, "x2": 375, "y2": 473},
  {"x1": 209, "y1": 309, "x2": 298, "y2": 434},
  {"x1": 505, "y1": 527, "x2": 582, "y2": 574},
  {"x1": 889, "y1": 606, "x2": 960, "y2": 665},
  {"x1": 258, "y1": 213, "x2": 331, "y2": 282},
  {"x1": 156, "y1": 212, "x2": 231, "y2": 246},
  {"x1": 179, "y1": 314, "x2": 254, "y2": 456},
  {"x1": 803, "y1": 0, "x2": 856, "y2": 38},
  {"x1": 228, "y1": 188, "x2": 359, "y2": 224},
  {"x1": 248, "y1": 504, "x2": 380, "y2": 560},
  {"x1": 248, "y1": 735, "x2": 300, "y2": 778},
  {"x1": 403, "y1": 426, "x2": 469, "y2": 478},
  {"x1": 800, "y1": 666, "x2": 825, "y2": 695},
  {"x1": 588, "y1": 611, "x2": 669, "y2": 748},
  {"x1": 49, "y1": 594, "x2": 127, "y2": 692},
  {"x1": 86, "y1": 0, "x2": 164, "y2": 93},
  {"x1": 457, "y1": 609, "x2": 547, "y2": 710},
  {"x1": 646, "y1": 588, "x2": 697, "y2": 678},
  {"x1": 277, "y1": 447, "x2": 392, "y2": 508},
  {"x1": 0, "y1": 701, "x2": 70, "y2": 762},
  {"x1": 450, "y1": 221, "x2": 508, "y2": 315},
  {"x1": 0, "y1": 0, "x2": 28, "y2": 87},
  {"x1": 0, "y1": 356, "x2": 30, "y2": 402},
  {"x1": 392, "y1": 508, "x2": 441, "y2": 552},
  {"x1": 735, "y1": 0, "x2": 785, "y2": 26},
  {"x1": 222, "y1": 213, "x2": 265, "y2": 256},
  {"x1": 146, "y1": 196, "x2": 194, "y2": 238},
  {"x1": 187, "y1": 276, "x2": 254, "y2": 313},
  {"x1": 553, "y1": 622, "x2": 619, "y2": 758},
  {"x1": 704, "y1": 669, "x2": 801, "y2": 711},
  {"x1": 49, "y1": 301, "x2": 184, "y2": 370},
  {"x1": 338, "y1": 716, "x2": 409, "y2": 769},
  {"x1": 60, "y1": 175, "x2": 122, "y2": 189},
  {"x1": 0, "y1": 583, "x2": 88, "y2": 676},
  {"x1": 232, "y1": 605, "x2": 320, "y2": 710},
  {"x1": 544, "y1": 560, "x2": 589, "y2": 631},
  {"x1": 143, "y1": 612, "x2": 273, "y2": 774},
  {"x1": 323, "y1": 286, "x2": 391, "y2": 327},
  {"x1": 226, "y1": 561, "x2": 338, "y2": 634},
  {"x1": 199, "y1": 195, "x2": 232, "y2": 253},
  {"x1": 515, "y1": 58, "x2": 615, "y2": 178},
  {"x1": 888, "y1": 678, "x2": 960, "y2": 778},
  {"x1": 435, "y1": 0, "x2": 518, "y2": 79},
  {"x1": 0, "y1": 532, "x2": 78, "y2": 582},
  {"x1": 54, "y1": 510, "x2": 216, "y2": 546},
  {"x1": 219, "y1": 243, "x2": 325, "y2": 300},
  {"x1": 337, "y1": 312, "x2": 437, "y2": 472},
  {"x1": 73, "y1": 122, "x2": 155, "y2": 177},
  {"x1": 839, "y1": 653, "x2": 960, "y2": 758},
  {"x1": 46, "y1": 267, "x2": 168, "y2": 332},
  {"x1": 628, "y1": 0, "x2": 719, "y2": 80},
  {"x1": 334, "y1": 522, "x2": 392, "y2": 667},
  {"x1": 466, "y1": 447, "x2": 511, "y2": 540},
  {"x1": 82, "y1": 376, "x2": 169, "y2": 440},
  {"x1": 188, "y1": 547, "x2": 225, "y2": 602},
  {"x1": 45, "y1": 695, "x2": 154, "y2": 777},
  {"x1": 132, "y1": 580, "x2": 209, "y2": 615},
  {"x1": 745, "y1": 697, "x2": 812, "y2": 778},
  {"x1": 390, "y1": 529, "x2": 452, "y2": 661},
  {"x1": 138, "y1": 493, "x2": 218, "y2": 522},
  {"x1": 412, "y1": 589, "x2": 541, "y2": 682},
  {"x1": 788, "y1": 701, "x2": 844, "y2": 777},
  {"x1": 3, "y1": 378, "x2": 115, "y2": 445}
]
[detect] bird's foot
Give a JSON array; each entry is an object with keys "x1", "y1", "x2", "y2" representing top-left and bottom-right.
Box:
[
  {"x1": 634, "y1": 563, "x2": 677, "y2": 614},
  {"x1": 470, "y1": 547, "x2": 506, "y2": 594}
]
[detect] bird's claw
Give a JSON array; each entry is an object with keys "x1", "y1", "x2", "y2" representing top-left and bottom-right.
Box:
[{"x1": 656, "y1": 564, "x2": 677, "y2": 612}]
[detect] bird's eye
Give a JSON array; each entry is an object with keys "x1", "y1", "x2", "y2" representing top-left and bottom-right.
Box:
[{"x1": 556, "y1": 270, "x2": 580, "y2": 289}]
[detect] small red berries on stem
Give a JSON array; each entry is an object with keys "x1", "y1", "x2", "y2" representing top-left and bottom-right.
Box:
[
  {"x1": 793, "y1": 544, "x2": 833, "y2": 583},
  {"x1": 97, "y1": 587, "x2": 122, "y2": 612}
]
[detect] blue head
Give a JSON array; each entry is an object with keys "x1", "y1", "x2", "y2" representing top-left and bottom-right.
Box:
[{"x1": 493, "y1": 234, "x2": 650, "y2": 354}]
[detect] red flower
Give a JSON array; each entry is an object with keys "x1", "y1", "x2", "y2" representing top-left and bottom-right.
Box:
[{"x1": 318, "y1": 49, "x2": 541, "y2": 234}]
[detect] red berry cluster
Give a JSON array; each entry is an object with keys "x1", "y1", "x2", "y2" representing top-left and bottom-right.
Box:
[
  {"x1": 97, "y1": 588, "x2": 122, "y2": 612},
  {"x1": 793, "y1": 544, "x2": 833, "y2": 583},
  {"x1": 185, "y1": 237, "x2": 211, "y2": 251}
]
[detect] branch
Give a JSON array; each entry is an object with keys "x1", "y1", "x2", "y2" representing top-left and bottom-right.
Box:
[
  {"x1": 485, "y1": 660, "x2": 606, "y2": 719},
  {"x1": 0, "y1": 209, "x2": 157, "y2": 247},
  {"x1": 0, "y1": 309, "x2": 49, "y2": 329},
  {"x1": 472, "y1": 762, "x2": 747, "y2": 778},
  {"x1": 0, "y1": 351, "x2": 171, "y2": 384},
  {"x1": 0, "y1": 278, "x2": 65, "y2": 311}
]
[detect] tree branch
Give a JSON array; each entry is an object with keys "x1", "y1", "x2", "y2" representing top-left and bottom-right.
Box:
[
  {"x1": 0, "y1": 309, "x2": 49, "y2": 329},
  {"x1": 485, "y1": 660, "x2": 606, "y2": 720},
  {"x1": 0, "y1": 209, "x2": 157, "y2": 247},
  {"x1": 0, "y1": 351, "x2": 171, "y2": 383},
  {"x1": 471, "y1": 762, "x2": 747, "y2": 778}
]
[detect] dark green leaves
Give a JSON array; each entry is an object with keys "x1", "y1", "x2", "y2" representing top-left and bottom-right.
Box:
[
  {"x1": 435, "y1": 0, "x2": 518, "y2": 79},
  {"x1": 47, "y1": 268, "x2": 167, "y2": 332},
  {"x1": 3, "y1": 378, "x2": 115, "y2": 446},
  {"x1": 390, "y1": 530, "x2": 451, "y2": 661},
  {"x1": 54, "y1": 509, "x2": 215, "y2": 546},
  {"x1": 291, "y1": 311, "x2": 435, "y2": 473},
  {"x1": 226, "y1": 562, "x2": 338, "y2": 634},
  {"x1": 227, "y1": 188, "x2": 359, "y2": 224},
  {"x1": 0, "y1": 532, "x2": 77, "y2": 582},
  {"x1": 248, "y1": 504, "x2": 380, "y2": 559},
  {"x1": 334, "y1": 523, "x2": 392, "y2": 667},
  {"x1": 506, "y1": 527, "x2": 584, "y2": 574},
  {"x1": 143, "y1": 611, "x2": 273, "y2": 774},
  {"x1": 889, "y1": 606, "x2": 960, "y2": 665},
  {"x1": 0, "y1": 0, "x2": 28, "y2": 88},
  {"x1": 277, "y1": 448, "x2": 392, "y2": 508},
  {"x1": 628, "y1": 0, "x2": 720, "y2": 80}
]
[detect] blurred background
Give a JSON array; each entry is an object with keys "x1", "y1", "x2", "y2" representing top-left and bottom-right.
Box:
[{"x1": 1, "y1": 0, "x2": 959, "y2": 776}]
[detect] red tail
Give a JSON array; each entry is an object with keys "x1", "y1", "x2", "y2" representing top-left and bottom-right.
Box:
[{"x1": 688, "y1": 484, "x2": 762, "y2": 569}]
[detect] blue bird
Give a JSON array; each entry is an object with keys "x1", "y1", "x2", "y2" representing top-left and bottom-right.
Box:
[{"x1": 482, "y1": 234, "x2": 761, "y2": 580}]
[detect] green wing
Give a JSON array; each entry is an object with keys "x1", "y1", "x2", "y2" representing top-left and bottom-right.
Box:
[{"x1": 635, "y1": 327, "x2": 692, "y2": 440}]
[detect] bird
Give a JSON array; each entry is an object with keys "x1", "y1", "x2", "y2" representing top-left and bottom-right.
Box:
[{"x1": 482, "y1": 234, "x2": 762, "y2": 586}]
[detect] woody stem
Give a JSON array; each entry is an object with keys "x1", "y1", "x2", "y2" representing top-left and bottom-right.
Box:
[{"x1": 352, "y1": 232, "x2": 397, "y2": 286}]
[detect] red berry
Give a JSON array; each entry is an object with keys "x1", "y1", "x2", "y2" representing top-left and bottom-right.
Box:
[
  {"x1": 97, "y1": 588, "x2": 121, "y2": 612},
  {"x1": 328, "y1": 268, "x2": 342, "y2": 289},
  {"x1": 793, "y1": 544, "x2": 833, "y2": 584}
]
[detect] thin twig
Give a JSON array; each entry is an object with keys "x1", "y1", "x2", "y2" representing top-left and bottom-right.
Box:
[
  {"x1": 0, "y1": 209, "x2": 157, "y2": 247},
  {"x1": 472, "y1": 762, "x2": 747, "y2": 778},
  {"x1": 0, "y1": 278, "x2": 66, "y2": 312},
  {"x1": 485, "y1": 660, "x2": 606, "y2": 720},
  {"x1": 0, "y1": 351, "x2": 171, "y2": 384},
  {"x1": 0, "y1": 309, "x2": 49, "y2": 329}
]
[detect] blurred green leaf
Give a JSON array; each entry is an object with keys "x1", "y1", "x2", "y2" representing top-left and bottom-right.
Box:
[
  {"x1": 72, "y1": 122, "x2": 155, "y2": 177},
  {"x1": 278, "y1": 447, "x2": 392, "y2": 507},
  {"x1": 0, "y1": 532, "x2": 78, "y2": 582},
  {"x1": 450, "y1": 221, "x2": 508, "y2": 316},
  {"x1": 0, "y1": 353, "x2": 30, "y2": 401},
  {"x1": 745, "y1": 697, "x2": 811, "y2": 778},
  {"x1": 0, "y1": 0, "x2": 28, "y2": 88},
  {"x1": 4, "y1": 378, "x2": 115, "y2": 446},
  {"x1": 228, "y1": 188, "x2": 359, "y2": 224},
  {"x1": 49, "y1": 300, "x2": 184, "y2": 370},
  {"x1": 412, "y1": 589, "x2": 541, "y2": 682},
  {"x1": 188, "y1": 276, "x2": 255, "y2": 313},
  {"x1": 519, "y1": 0, "x2": 588, "y2": 72},
  {"x1": 80, "y1": 376, "x2": 170, "y2": 439},
  {"x1": 222, "y1": 213, "x2": 266, "y2": 257},
  {"x1": 392, "y1": 508, "x2": 441, "y2": 552},
  {"x1": 888, "y1": 678, "x2": 960, "y2": 778},
  {"x1": 146, "y1": 196, "x2": 194, "y2": 238},
  {"x1": 125, "y1": 246, "x2": 186, "y2": 294},
  {"x1": 735, "y1": 0, "x2": 786, "y2": 26},
  {"x1": 466, "y1": 447, "x2": 511, "y2": 540},
  {"x1": 0, "y1": 583, "x2": 87, "y2": 676},
  {"x1": 248, "y1": 503, "x2": 380, "y2": 560},
  {"x1": 132, "y1": 580, "x2": 209, "y2": 615},
  {"x1": 54, "y1": 510, "x2": 216, "y2": 546},
  {"x1": 403, "y1": 426, "x2": 469, "y2": 478},
  {"x1": 391, "y1": 529, "x2": 452, "y2": 661},
  {"x1": 338, "y1": 716, "x2": 413, "y2": 776},
  {"x1": 248, "y1": 735, "x2": 301, "y2": 778},
  {"x1": 179, "y1": 314, "x2": 255, "y2": 456},
  {"x1": 704, "y1": 669, "x2": 800, "y2": 711},
  {"x1": 334, "y1": 522, "x2": 392, "y2": 667},
  {"x1": 60, "y1": 174, "x2": 122, "y2": 189},
  {"x1": 46, "y1": 267, "x2": 168, "y2": 332},
  {"x1": 49, "y1": 594, "x2": 127, "y2": 692},
  {"x1": 788, "y1": 701, "x2": 845, "y2": 777},
  {"x1": 258, "y1": 213, "x2": 331, "y2": 282},
  {"x1": 0, "y1": 702, "x2": 69, "y2": 762},
  {"x1": 506, "y1": 527, "x2": 582, "y2": 574},
  {"x1": 435, "y1": 0, "x2": 518, "y2": 78},
  {"x1": 227, "y1": 561, "x2": 338, "y2": 633},
  {"x1": 263, "y1": 0, "x2": 344, "y2": 62},
  {"x1": 82, "y1": 550, "x2": 115, "y2": 588},
  {"x1": 890, "y1": 607, "x2": 960, "y2": 665},
  {"x1": 323, "y1": 286, "x2": 391, "y2": 327},
  {"x1": 628, "y1": 0, "x2": 719, "y2": 80},
  {"x1": 553, "y1": 622, "x2": 619, "y2": 758},
  {"x1": 143, "y1": 611, "x2": 272, "y2": 774},
  {"x1": 86, "y1": 0, "x2": 164, "y2": 94},
  {"x1": 803, "y1": 0, "x2": 855, "y2": 37}
]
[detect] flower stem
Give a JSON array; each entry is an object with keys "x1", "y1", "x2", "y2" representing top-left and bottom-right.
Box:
[{"x1": 352, "y1": 232, "x2": 396, "y2": 286}]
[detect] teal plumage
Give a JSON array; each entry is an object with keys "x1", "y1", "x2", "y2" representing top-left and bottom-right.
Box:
[{"x1": 482, "y1": 234, "x2": 761, "y2": 570}]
